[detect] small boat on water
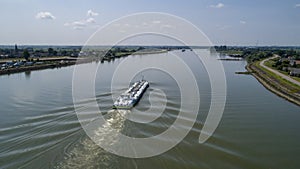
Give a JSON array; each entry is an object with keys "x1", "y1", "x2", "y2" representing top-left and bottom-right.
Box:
[{"x1": 113, "y1": 80, "x2": 149, "y2": 109}]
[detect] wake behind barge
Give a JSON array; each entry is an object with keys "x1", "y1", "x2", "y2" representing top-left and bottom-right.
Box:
[{"x1": 113, "y1": 80, "x2": 149, "y2": 109}]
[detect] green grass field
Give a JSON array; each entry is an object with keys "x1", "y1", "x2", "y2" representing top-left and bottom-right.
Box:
[
  {"x1": 254, "y1": 61, "x2": 300, "y2": 93},
  {"x1": 264, "y1": 59, "x2": 300, "y2": 83}
]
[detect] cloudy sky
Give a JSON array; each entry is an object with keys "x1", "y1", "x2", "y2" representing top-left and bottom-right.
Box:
[{"x1": 0, "y1": 0, "x2": 300, "y2": 46}]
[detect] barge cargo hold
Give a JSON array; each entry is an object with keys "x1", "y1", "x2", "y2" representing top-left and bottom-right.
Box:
[{"x1": 113, "y1": 80, "x2": 149, "y2": 109}]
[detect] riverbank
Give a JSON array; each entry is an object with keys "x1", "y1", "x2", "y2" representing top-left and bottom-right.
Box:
[
  {"x1": 247, "y1": 61, "x2": 300, "y2": 106},
  {"x1": 0, "y1": 49, "x2": 168, "y2": 76},
  {"x1": 0, "y1": 62, "x2": 75, "y2": 75},
  {"x1": 0, "y1": 58, "x2": 95, "y2": 76},
  {"x1": 132, "y1": 49, "x2": 168, "y2": 55}
]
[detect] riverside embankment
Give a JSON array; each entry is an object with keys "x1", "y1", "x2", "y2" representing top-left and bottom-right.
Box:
[{"x1": 247, "y1": 58, "x2": 300, "y2": 106}]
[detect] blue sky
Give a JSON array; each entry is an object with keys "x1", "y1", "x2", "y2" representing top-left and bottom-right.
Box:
[{"x1": 0, "y1": 0, "x2": 300, "y2": 46}]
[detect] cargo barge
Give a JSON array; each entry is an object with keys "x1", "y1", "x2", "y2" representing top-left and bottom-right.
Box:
[{"x1": 113, "y1": 80, "x2": 149, "y2": 109}]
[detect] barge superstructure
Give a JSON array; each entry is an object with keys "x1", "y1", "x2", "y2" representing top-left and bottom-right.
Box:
[{"x1": 113, "y1": 80, "x2": 149, "y2": 109}]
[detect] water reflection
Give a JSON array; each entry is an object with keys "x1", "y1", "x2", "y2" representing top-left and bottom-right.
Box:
[
  {"x1": 1, "y1": 50, "x2": 300, "y2": 169},
  {"x1": 25, "y1": 71, "x2": 31, "y2": 79}
]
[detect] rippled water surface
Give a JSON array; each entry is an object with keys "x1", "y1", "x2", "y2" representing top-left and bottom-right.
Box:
[{"x1": 0, "y1": 50, "x2": 299, "y2": 169}]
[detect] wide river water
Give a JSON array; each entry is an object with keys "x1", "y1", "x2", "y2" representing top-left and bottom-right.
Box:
[{"x1": 0, "y1": 50, "x2": 299, "y2": 169}]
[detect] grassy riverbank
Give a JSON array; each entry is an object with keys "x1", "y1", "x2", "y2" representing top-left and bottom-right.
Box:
[
  {"x1": 215, "y1": 46, "x2": 300, "y2": 106},
  {"x1": 0, "y1": 58, "x2": 95, "y2": 76},
  {"x1": 0, "y1": 62, "x2": 75, "y2": 75},
  {"x1": 247, "y1": 61, "x2": 300, "y2": 106},
  {"x1": 0, "y1": 48, "x2": 168, "y2": 76},
  {"x1": 264, "y1": 58, "x2": 300, "y2": 83},
  {"x1": 132, "y1": 49, "x2": 168, "y2": 55}
]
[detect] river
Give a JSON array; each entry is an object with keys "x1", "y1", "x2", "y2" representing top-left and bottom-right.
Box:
[{"x1": 0, "y1": 49, "x2": 299, "y2": 169}]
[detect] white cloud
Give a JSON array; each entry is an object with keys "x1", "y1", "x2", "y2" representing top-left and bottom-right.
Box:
[
  {"x1": 86, "y1": 18, "x2": 96, "y2": 23},
  {"x1": 87, "y1": 10, "x2": 99, "y2": 17},
  {"x1": 152, "y1": 20, "x2": 161, "y2": 24},
  {"x1": 72, "y1": 21, "x2": 87, "y2": 27},
  {"x1": 64, "y1": 10, "x2": 98, "y2": 30},
  {"x1": 295, "y1": 4, "x2": 300, "y2": 8},
  {"x1": 210, "y1": 3, "x2": 225, "y2": 8},
  {"x1": 35, "y1": 12, "x2": 55, "y2": 20},
  {"x1": 240, "y1": 20, "x2": 247, "y2": 24},
  {"x1": 64, "y1": 18, "x2": 97, "y2": 30},
  {"x1": 64, "y1": 20, "x2": 86, "y2": 30}
]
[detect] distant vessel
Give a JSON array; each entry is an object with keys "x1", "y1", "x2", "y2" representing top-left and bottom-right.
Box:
[
  {"x1": 182, "y1": 49, "x2": 186, "y2": 52},
  {"x1": 113, "y1": 80, "x2": 149, "y2": 109}
]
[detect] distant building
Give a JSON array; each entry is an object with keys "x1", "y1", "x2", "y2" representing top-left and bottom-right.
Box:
[
  {"x1": 290, "y1": 68, "x2": 300, "y2": 77},
  {"x1": 14, "y1": 44, "x2": 19, "y2": 57},
  {"x1": 290, "y1": 60, "x2": 300, "y2": 66},
  {"x1": 279, "y1": 57, "x2": 290, "y2": 63}
]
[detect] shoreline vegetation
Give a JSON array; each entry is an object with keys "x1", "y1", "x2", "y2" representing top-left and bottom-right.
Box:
[
  {"x1": 0, "y1": 58, "x2": 91, "y2": 76},
  {"x1": 0, "y1": 46, "x2": 171, "y2": 76},
  {"x1": 247, "y1": 62, "x2": 300, "y2": 106},
  {"x1": 216, "y1": 46, "x2": 300, "y2": 106},
  {"x1": 2, "y1": 44, "x2": 300, "y2": 106}
]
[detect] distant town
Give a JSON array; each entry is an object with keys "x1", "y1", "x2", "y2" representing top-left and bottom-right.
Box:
[
  {"x1": 216, "y1": 46, "x2": 300, "y2": 105},
  {"x1": 0, "y1": 44, "x2": 82, "y2": 58},
  {"x1": 0, "y1": 45, "x2": 185, "y2": 75},
  {"x1": 215, "y1": 46, "x2": 300, "y2": 76},
  {"x1": 1, "y1": 45, "x2": 300, "y2": 77}
]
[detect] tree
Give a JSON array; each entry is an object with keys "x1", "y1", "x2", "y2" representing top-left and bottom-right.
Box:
[
  {"x1": 48, "y1": 48, "x2": 54, "y2": 56},
  {"x1": 23, "y1": 49, "x2": 30, "y2": 61}
]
